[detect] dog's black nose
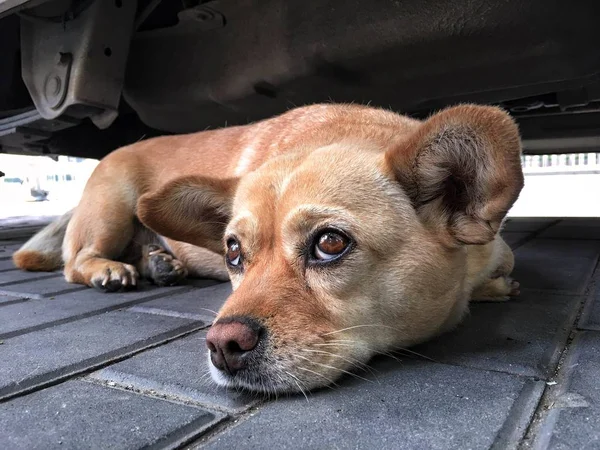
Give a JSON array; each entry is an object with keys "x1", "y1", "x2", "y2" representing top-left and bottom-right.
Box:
[{"x1": 206, "y1": 317, "x2": 263, "y2": 375}]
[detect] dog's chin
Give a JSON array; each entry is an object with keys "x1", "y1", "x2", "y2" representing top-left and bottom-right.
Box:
[
  {"x1": 207, "y1": 358, "x2": 231, "y2": 387},
  {"x1": 206, "y1": 352, "x2": 343, "y2": 395},
  {"x1": 207, "y1": 357, "x2": 315, "y2": 395}
]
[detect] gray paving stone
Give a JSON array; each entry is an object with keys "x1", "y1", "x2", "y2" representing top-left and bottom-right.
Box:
[
  {"x1": 0, "y1": 225, "x2": 48, "y2": 240},
  {"x1": 512, "y1": 239, "x2": 600, "y2": 294},
  {"x1": 126, "y1": 283, "x2": 231, "y2": 322},
  {"x1": 502, "y1": 232, "x2": 532, "y2": 248},
  {"x1": 0, "y1": 293, "x2": 26, "y2": 305},
  {"x1": 581, "y1": 305, "x2": 600, "y2": 333},
  {"x1": 0, "y1": 284, "x2": 192, "y2": 339},
  {"x1": 503, "y1": 218, "x2": 558, "y2": 233},
  {"x1": 579, "y1": 267, "x2": 600, "y2": 331},
  {"x1": 0, "y1": 258, "x2": 17, "y2": 270},
  {"x1": 0, "y1": 268, "x2": 61, "y2": 286},
  {"x1": 185, "y1": 278, "x2": 224, "y2": 288},
  {"x1": 0, "y1": 241, "x2": 22, "y2": 258},
  {"x1": 89, "y1": 331, "x2": 255, "y2": 413},
  {"x1": 0, "y1": 274, "x2": 87, "y2": 298},
  {"x1": 203, "y1": 359, "x2": 544, "y2": 450},
  {"x1": 0, "y1": 380, "x2": 225, "y2": 450},
  {"x1": 0, "y1": 310, "x2": 203, "y2": 400},
  {"x1": 540, "y1": 332, "x2": 600, "y2": 449},
  {"x1": 416, "y1": 291, "x2": 582, "y2": 378},
  {"x1": 0, "y1": 273, "x2": 218, "y2": 299},
  {"x1": 0, "y1": 215, "x2": 56, "y2": 228},
  {"x1": 2, "y1": 219, "x2": 599, "y2": 448}
]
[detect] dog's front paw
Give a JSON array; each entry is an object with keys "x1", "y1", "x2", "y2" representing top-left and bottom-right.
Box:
[
  {"x1": 90, "y1": 262, "x2": 139, "y2": 292},
  {"x1": 508, "y1": 279, "x2": 520, "y2": 297},
  {"x1": 146, "y1": 245, "x2": 188, "y2": 287},
  {"x1": 471, "y1": 276, "x2": 519, "y2": 302}
]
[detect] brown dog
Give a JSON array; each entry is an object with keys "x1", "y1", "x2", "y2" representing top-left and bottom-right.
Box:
[{"x1": 13, "y1": 103, "x2": 524, "y2": 394}]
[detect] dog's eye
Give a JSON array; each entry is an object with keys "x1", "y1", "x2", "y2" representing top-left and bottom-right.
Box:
[
  {"x1": 226, "y1": 238, "x2": 242, "y2": 267},
  {"x1": 314, "y1": 231, "x2": 350, "y2": 261}
]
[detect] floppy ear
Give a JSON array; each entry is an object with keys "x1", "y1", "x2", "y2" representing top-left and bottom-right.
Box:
[
  {"x1": 137, "y1": 175, "x2": 239, "y2": 254},
  {"x1": 385, "y1": 104, "x2": 524, "y2": 246}
]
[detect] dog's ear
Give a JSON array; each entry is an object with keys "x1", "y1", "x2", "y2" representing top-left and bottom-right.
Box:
[
  {"x1": 137, "y1": 175, "x2": 238, "y2": 254},
  {"x1": 385, "y1": 105, "x2": 524, "y2": 246}
]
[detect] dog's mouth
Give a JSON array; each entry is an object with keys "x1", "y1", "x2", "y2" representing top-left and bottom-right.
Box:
[
  {"x1": 207, "y1": 351, "x2": 318, "y2": 395},
  {"x1": 206, "y1": 323, "x2": 372, "y2": 394},
  {"x1": 206, "y1": 349, "x2": 366, "y2": 395}
]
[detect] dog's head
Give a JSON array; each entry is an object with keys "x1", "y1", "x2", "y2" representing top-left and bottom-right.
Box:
[{"x1": 138, "y1": 105, "x2": 523, "y2": 393}]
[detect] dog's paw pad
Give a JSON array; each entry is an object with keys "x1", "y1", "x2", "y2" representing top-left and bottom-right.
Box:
[{"x1": 148, "y1": 252, "x2": 188, "y2": 287}]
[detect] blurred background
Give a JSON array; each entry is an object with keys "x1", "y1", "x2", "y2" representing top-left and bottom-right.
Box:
[{"x1": 2, "y1": 151, "x2": 600, "y2": 222}]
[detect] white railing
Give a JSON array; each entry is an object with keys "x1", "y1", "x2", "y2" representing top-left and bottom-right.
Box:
[{"x1": 521, "y1": 153, "x2": 600, "y2": 174}]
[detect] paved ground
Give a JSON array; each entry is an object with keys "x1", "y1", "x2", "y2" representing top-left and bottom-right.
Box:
[{"x1": 1, "y1": 217, "x2": 599, "y2": 449}]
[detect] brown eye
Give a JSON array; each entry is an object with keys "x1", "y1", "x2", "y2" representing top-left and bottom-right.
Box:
[
  {"x1": 226, "y1": 238, "x2": 242, "y2": 267},
  {"x1": 314, "y1": 231, "x2": 350, "y2": 261}
]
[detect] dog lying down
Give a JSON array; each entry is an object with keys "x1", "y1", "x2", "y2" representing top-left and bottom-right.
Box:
[{"x1": 14, "y1": 103, "x2": 524, "y2": 394}]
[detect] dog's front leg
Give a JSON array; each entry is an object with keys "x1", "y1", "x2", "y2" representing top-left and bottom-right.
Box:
[
  {"x1": 470, "y1": 237, "x2": 520, "y2": 302},
  {"x1": 162, "y1": 239, "x2": 229, "y2": 282},
  {"x1": 62, "y1": 180, "x2": 140, "y2": 292}
]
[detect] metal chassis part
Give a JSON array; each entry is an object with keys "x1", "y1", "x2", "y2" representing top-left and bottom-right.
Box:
[
  {"x1": 20, "y1": 0, "x2": 137, "y2": 129},
  {"x1": 0, "y1": 108, "x2": 80, "y2": 154},
  {"x1": 0, "y1": 0, "x2": 46, "y2": 19}
]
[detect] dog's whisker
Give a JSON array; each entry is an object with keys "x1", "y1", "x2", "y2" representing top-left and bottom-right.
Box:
[
  {"x1": 317, "y1": 336, "x2": 435, "y2": 362},
  {"x1": 293, "y1": 380, "x2": 308, "y2": 401},
  {"x1": 312, "y1": 361, "x2": 374, "y2": 384},
  {"x1": 321, "y1": 339, "x2": 367, "y2": 347},
  {"x1": 302, "y1": 348, "x2": 378, "y2": 376},
  {"x1": 197, "y1": 307, "x2": 218, "y2": 316},
  {"x1": 322, "y1": 323, "x2": 406, "y2": 336},
  {"x1": 296, "y1": 367, "x2": 338, "y2": 388},
  {"x1": 303, "y1": 348, "x2": 364, "y2": 365},
  {"x1": 197, "y1": 371, "x2": 214, "y2": 386},
  {"x1": 294, "y1": 354, "x2": 374, "y2": 384},
  {"x1": 375, "y1": 350, "x2": 403, "y2": 362},
  {"x1": 315, "y1": 342, "x2": 404, "y2": 363},
  {"x1": 284, "y1": 370, "x2": 309, "y2": 402},
  {"x1": 393, "y1": 348, "x2": 438, "y2": 363},
  {"x1": 273, "y1": 373, "x2": 287, "y2": 398},
  {"x1": 314, "y1": 342, "x2": 354, "y2": 348}
]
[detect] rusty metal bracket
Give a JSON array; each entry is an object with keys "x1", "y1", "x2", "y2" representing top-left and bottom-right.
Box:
[{"x1": 20, "y1": 0, "x2": 137, "y2": 129}]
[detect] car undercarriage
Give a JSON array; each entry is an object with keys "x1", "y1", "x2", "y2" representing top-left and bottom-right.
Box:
[{"x1": 1, "y1": 0, "x2": 600, "y2": 159}]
